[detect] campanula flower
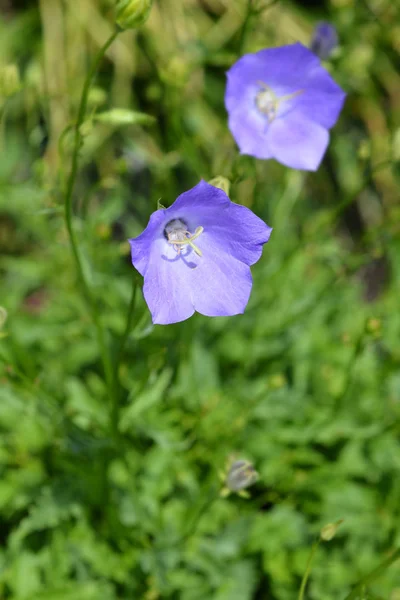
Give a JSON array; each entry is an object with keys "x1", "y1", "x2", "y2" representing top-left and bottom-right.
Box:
[
  {"x1": 225, "y1": 43, "x2": 346, "y2": 171},
  {"x1": 129, "y1": 181, "x2": 272, "y2": 325},
  {"x1": 310, "y1": 22, "x2": 339, "y2": 60},
  {"x1": 226, "y1": 460, "x2": 259, "y2": 492},
  {"x1": 220, "y1": 458, "x2": 259, "y2": 498}
]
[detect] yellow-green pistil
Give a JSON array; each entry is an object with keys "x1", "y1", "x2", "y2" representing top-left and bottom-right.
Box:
[
  {"x1": 255, "y1": 81, "x2": 303, "y2": 122},
  {"x1": 165, "y1": 218, "x2": 204, "y2": 257}
]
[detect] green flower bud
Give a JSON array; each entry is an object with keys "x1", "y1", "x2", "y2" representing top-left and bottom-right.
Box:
[
  {"x1": 116, "y1": 0, "x2": 152, "y2": 30},
  {"x1": 0, "y1": 65, "x2": 21, "y2": 98},
  {"x1": 320, "y1": 519, "x2": 343, "y2": 541},
  {"x1": 208, "y1": 176, "x2": 231, "y2": 197}
]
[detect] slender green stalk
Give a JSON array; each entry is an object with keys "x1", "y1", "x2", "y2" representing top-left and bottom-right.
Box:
[
  {"x1": 237, "y1": 0, "x2": 254, "y2": 57},
  {"x1": 0, "y1": 103, "x2": 8, "y2": 150},
  {"x1": 63, "y1": 29, "x2": 119, "y2": 394},
  {"x1": 157, "y1": 485, "x2": 219, "y2": 550},
  {"x1": 319, "y1": 159, "x2": 394, "y2": 231},
  {"x1": 111, "y1": 276, "x2": 138, "y2": 438},
  {"x1": 237, "y1": 0, "x2": 279, "y2": 57},
  {"x1": 298, "y1": 539, "x2": 321, "y2": 600},
  {"x1": 343, "y1": 548, "x2": 400, "y2": 600}
]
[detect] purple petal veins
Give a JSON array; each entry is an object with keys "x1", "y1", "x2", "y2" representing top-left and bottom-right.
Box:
[
  {"x1": 225, "y1": 42, "x2": 346, "y2": 171},
  {"x1": 129, "y1": 181, "x2": 272, "y2": 325}
]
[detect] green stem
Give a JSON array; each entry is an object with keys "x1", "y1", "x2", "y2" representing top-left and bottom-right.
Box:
[
  {"x1": 343, "y1": 548, "x2": 400, "y2": 600},
  {"x1": 319, "y1": 159, "x2": 394, "y2": 231},
  {"x1": 63, "y1": 29, "x2": 119, "y2": 394},
  {"x1": 298, "y1": 539, "x2": 321, "y2": 600},
  {"x1": 236, "y1": 0, "x2": 279, "y2": 57},
  {"x1": 157, "y1": 486, "x2": 219, "y2": 550},
  {"x1": 237, "y1": 0, "x2": 254, "y2": 57},
  {"x1": 111, "y1": 276, "x2": 138, "y2": 438},
  {"x1": 0, "y1": 102, "x2": 8, "y2": 150}
]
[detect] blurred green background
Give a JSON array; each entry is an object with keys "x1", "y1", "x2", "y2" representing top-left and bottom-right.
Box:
[{"x1": 1, "y1": 0, "x2": 400, "y2": 598}]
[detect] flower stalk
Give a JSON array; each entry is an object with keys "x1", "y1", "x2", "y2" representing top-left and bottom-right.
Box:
[
  {"x1": 63, "y1": 30, "x2": 120, "y2": 407},
  {"x1": 111, "y1": 276, "x2": 138, "y2": 440},
  {"x1": 298, "y1": 538, "x2": 321, "y2": 600},
  {"x1": 343, "y1": 548, "x2": 400, "y2": 600}
]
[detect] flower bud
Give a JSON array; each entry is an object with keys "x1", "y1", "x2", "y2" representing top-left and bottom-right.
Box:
[
  {"x1": 208, "y1": 176, "x2": 231, "y2": 197},
  {"x1": 116, "y1": 0, "x2": 152, "y2": 30},
  {"x1": 0, "y1": 64, "x2": 21, "y2": 98},
  {"x1": 310, "y1": 22, "x2": 338, "y2": 60},
  {"x1": 226, "y1": 460, "x2": 259, "y2": 492},
  {"x1": 320, "y1": 519, "x2": 343, "y2": 541}
]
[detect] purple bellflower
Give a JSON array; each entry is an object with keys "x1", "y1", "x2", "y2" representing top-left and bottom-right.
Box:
[
  {"x1": 129, "y1": 181, "x2": 272, "y2": 325},
  {"x1": 310, "y1": 22, "x2": 339, "y2": 60},
  {"x1": 225, "y1": 42, "x2": 346, "y2": 171}
]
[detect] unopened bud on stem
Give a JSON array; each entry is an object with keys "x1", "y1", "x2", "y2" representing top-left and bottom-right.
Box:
[
  {"x1": 208, "y1": 176, "x2": 231, "y2": 197},
  {"x1": 116, "y1": 0, "x2": 152, "y2": 30},
  {"x1": 320, "y1": 519, "x2": 343, "y2": 541}
]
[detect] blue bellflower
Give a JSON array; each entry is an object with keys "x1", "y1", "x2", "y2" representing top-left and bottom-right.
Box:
[
  {"x1": 129, "y1": 181, "x2": 272, "y2": 325},
  {"x1": 225, "y1": 43, "x2": 346, "y2": 171}
]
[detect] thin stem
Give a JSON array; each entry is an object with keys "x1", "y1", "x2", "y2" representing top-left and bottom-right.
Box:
[
  {"x1": 156, "y1": 485, "x2": 219, "y2": 550},
  {"x1": 0, "y1": 102, "x2": 8, "y2": 151},
  {"x1": 116, "y1": 277, "x2": 138, "y2": 366},
  {"x1": 319, "y1": 159, "x2": 395, "y2": 231},
  {"x1": 237, "y1": 0, "x2": 279, "y2": 57},
  {"x1": 237, "y1": 0, "x2": 254, "y2": 57},
  {"x1": 298, "y1": 539, "x2": 321, "y2": 600},
  {"x1": 111, "y1": 276, "x2": 138, "y2": 438},
  {"x1": 343, "y1": 548, "x2": 400, "y2": 600},
  {"x1": 63, "y1": 29, "x2": 119, "y2": 394}
]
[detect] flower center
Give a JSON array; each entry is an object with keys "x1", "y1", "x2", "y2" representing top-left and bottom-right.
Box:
[
  {"x1": 164, "y1": 218, "x2": 204, "y2": 257},
  {"x1": 255, "y1": 81, "x2": 303, "y2": 123}
]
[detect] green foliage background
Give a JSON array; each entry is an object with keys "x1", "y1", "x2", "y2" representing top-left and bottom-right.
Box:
[{"x1": 1, "y1": 0, "x2": 400, "y2": 598}]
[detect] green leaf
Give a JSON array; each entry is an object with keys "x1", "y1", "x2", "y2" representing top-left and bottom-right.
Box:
[
  {"x1": 120, "y1": 368, "x2": 173, "y2": 429},
  {"x1": 93, "y1": 108, "x2": 156, "y2": 126}
]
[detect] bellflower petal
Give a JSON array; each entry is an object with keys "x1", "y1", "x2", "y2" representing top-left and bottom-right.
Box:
[
  {"x1": 268, "y1": 113, "x2": 329, "y2": 171},
  {"x1": 191, "y1": 233, "x2": 253, "y2": 317},
  {"x1": 295, "y1": 69, "x2": 346, "y2": 129},
  {"x1": 129, "y1": 211, "x2": 166, "y2": 276},
  {"x1": 226, "y1": 44, "x2": 321, "y2": 93},
  {"x1": 225, "y1": 42, "x2": 346, "y2": 171},
  {"x1": 129, "y1": 181, "x2": 272, "y2": 325},
  {"x1": 228, "y1": 108, "x2": 272, "y2": 160},
  {"x1": 143, "y1": 239, "x2": 195, "y2": 325}
]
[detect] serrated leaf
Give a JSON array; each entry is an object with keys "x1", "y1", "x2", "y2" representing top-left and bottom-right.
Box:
[{"x1": 120, "y1": 368, "x2": 173, "y2": 430}]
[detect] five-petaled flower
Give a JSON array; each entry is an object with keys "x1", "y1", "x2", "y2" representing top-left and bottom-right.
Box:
[
  {"x1": 129, "y1": 181, "x2": 272, "y2": 325},
  {"x1": 225, "y1": 42, "x2": 346, "y2": 171}
]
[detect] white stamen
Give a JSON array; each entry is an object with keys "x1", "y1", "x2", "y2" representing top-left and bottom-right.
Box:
[{"x1": 164, "y1": 218, "x2": 204, "y2": 257}]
